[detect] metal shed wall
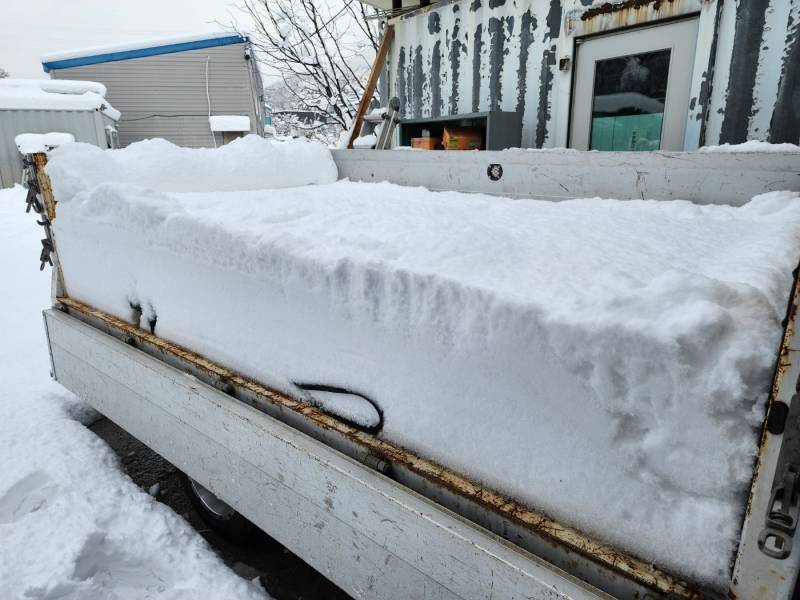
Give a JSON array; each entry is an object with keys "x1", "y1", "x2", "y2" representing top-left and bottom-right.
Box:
[
  {"x1": 49, "y1": 43, "x2": 264, "y2": 148},
  {"x1": 0, "y1": 109, "x2": 112, "y2": 188},
  {"x1": 388, "y1": 0, "x2": 800, "y2": 149}
]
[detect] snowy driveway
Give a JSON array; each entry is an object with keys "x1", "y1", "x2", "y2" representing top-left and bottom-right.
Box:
[{"x1": 0, "y1": 185, "x2": 268, "y2": 599}]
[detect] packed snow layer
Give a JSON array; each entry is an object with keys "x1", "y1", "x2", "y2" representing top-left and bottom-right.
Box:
[
  {"x1": 0, "y1": 78, "x2": 120, "y2": 120},
  {"x1": 352, "y1": 133, "x2": 377, "y2": 149},
  {"x1": 209, "y1": 115, "x2": 251, "y2": 132},
  {"x1": 15, "y1": 132, "x2": 75, "y2": 154},
  {"x1": 50, "y1": 137, "x2": 337, "y2": 196},
  {"x1": 698, "y1": 140, "x2": 800, "y2": 153},
  {"x1": 0, "y1": 186, "x2": 267, "y2": 599},
  {"x1": 47, "y1": 140, "x2": 800, "y2": 588},
  {"x1": 0, "y1": 78, "x2": 108, "y2": 97}
]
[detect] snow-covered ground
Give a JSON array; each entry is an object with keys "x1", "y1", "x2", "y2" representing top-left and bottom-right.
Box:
[
  {"x1": 46, "y1": 137, "x2": 800, "y2": 588},
  {"x1": 0, "y1": 186, "x2": 267, "y2": 599}
]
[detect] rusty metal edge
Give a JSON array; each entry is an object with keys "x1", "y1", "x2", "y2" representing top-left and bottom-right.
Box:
[
  {"x1": 31, "y1": 153, "x2": 67, "y2": 297},
  {"x1": 580, "y1": 0, "x2": 681, "y2": 22},
  {"x1": 574, "y1": 0, "x2": 701, "y2": 38},
  {"x1": 55, "y1": 295, "x2": 704, "y2": 598},
  {"x1": 734, "y1": 262, "x2": 800, "y2": 577},
  {"x1": 746, "y1": 265, "x2": 799, "y2": 521}
]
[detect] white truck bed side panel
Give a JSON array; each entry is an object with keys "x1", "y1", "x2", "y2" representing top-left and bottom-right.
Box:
[
  {"x1": 331, "y1": 149, "x2": 800, "y2": 206},
  {"x1": 43, "y1": 308, "x2": 608, "y2": 600}
]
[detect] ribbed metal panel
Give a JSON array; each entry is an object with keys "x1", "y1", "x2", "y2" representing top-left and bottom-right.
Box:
[
  {"x1": 0, "y1": 109, "x2": 112, "y2": 189},
  {"x1": 50, "y1": 43, "x2": 264, "y2": 148}
]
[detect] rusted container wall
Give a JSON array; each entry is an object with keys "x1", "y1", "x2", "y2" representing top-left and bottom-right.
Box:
[
  {"x1": 706, "y1": 0, "x2": 800, "y2": 145},
  {"x1": 388, "y1": 0, "x2": 800, "y2": 149}
]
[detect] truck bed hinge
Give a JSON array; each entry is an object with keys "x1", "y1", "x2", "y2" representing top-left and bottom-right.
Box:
[
  {"x1": 759, "y1": 385, "x2": 800, "y2": 559},
  {"x1": 22, "y1": 155, "x2": 56, "y2": 271}
]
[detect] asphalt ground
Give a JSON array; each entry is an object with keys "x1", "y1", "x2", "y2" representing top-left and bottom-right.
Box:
[{"x1": 89, "y1": 416, "x2": 351, "y2": 600}]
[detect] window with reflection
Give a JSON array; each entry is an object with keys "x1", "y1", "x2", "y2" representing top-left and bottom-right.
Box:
[{"x1": 590, "y1": 49, "x2": 671, "y2": 151}]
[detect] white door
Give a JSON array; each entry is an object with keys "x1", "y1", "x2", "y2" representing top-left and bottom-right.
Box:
[{"x1": 569, "y1": 18, "x2": 699, "y2": 151}]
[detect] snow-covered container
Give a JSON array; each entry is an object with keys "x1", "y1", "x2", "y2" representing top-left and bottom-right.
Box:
[{"x1": 0, "y1": 79, "x2": 118, "y2": 188}]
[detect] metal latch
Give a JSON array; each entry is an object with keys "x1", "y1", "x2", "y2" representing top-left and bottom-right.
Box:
[
  {"x1": 759, "y1": 387, "x2": 800, "y2": 559},
  {"x1": 21, "y1": 154, "x2": 56, "y2": 271},
  {"x1": 759, "y1": 466, "x2": 800, "y2": 559}
]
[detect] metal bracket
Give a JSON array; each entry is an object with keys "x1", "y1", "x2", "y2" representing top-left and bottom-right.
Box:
[
  {"x1": 39, "y1": 237, "x2": 54, "y2": 271},
  {"x1": 21, "y1": 153, "x2": 58, "y2": 272},
  {"x1": 759, "y1": 384, "x2": 800, "y2": 560}
]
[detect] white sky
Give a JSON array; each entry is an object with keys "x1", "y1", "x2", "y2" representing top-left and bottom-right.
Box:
[{"x1": 0, "y1": 0, "x2": 253, "y2": 79}]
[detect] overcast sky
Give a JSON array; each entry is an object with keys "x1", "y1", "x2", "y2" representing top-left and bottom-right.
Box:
[{"x1": 1, "y1": 0, "x2": 253, "y2": 79}]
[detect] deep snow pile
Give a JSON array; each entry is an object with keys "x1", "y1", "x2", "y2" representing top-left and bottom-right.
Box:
[
  {"x1": 47, "y1": 139, "x2": 800, "y2": 587},
  {"x1": 0, "y1": 186, "x2": 267, "y2": 599},
  {"x1": 50, "y1": 135, "x2": 337, "y2": 195}
]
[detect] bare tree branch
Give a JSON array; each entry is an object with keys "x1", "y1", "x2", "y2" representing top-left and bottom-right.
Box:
[{"x1": 236, "y1": 0, "x2": 380, "y2": 139}]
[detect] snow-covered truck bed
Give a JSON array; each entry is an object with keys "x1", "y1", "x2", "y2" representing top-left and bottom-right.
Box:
[{"x1": 27, "y1": 138, "x2": 800, "y2": 599}]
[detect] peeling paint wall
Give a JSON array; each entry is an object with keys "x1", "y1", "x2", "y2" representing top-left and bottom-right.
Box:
[{"x1": 388, "y1": 0, "x2": 800, "y2": 149}]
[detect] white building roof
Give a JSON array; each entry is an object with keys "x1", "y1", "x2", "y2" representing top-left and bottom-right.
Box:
[
  {"x1": 0, "y1": 79, "x2": 120, "y2": 120},
  {"x1": 41, "y1": 31, "x2": 248, "y2": 70}
]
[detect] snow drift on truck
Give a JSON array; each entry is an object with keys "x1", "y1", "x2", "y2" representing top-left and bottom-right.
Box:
[{"x1": 45, "y1": 136, "x2": 800, "y2": 587}]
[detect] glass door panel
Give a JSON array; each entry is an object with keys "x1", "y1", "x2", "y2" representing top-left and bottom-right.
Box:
[
  {"x1": 590, "y1": 49, "x2": 671, "y2": 151},
  {"x1": 569, "y1": 18, "x2": 699, "y2": 152}
]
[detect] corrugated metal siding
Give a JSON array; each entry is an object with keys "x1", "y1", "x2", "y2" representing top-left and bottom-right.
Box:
[
  {"x1": 389, "y1": 0, "x2": 800, "y2": 149},
  {"x1": 50, "y1": 43, "x2": 263, "y2": 148},
  {"x1": 0, "y1": 109, "x2": 110, "y2": 188}
]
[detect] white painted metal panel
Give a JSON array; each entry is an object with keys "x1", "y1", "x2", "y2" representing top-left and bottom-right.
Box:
[
  {"x1": 731, "y1": 277, "x2": 800, "y2": 600},
  {"x1": 50, "y1": 43, "x2": 263, "y2": 148},
  {"x1": 332, "y1": 148, "x2": 800, "y2": 206},
  {"x1": 44, "y1": 308, "x2": 609, "y2": 600}
]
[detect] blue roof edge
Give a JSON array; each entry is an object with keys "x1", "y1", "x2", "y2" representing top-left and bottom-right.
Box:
[{"x1": 43, "y1": 34, "x2": 248, "y2": 72}]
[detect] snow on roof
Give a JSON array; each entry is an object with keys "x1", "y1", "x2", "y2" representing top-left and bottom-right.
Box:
[
  {"x1": 209, "y1": 115, "x2": 251, "y2": 132},
  {"x1": 15, "y1": 132, "x2": 75, "y2": 154},
  {"x1": 41, "y1": 31, "x2": 249, "y2": 71},
  {"x1": 0, "y1": 79, "x2": 120, "y2": 120}
]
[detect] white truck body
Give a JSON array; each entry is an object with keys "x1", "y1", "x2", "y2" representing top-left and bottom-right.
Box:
[{"x1": 31, "y1": 149, "x2": 800, "y2": 599}]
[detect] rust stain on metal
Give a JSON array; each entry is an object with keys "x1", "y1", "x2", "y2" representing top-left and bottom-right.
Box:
[
  {"x1": 57, "y1": 295, "x2": 705, "y2": 598},
  {"x1": 742, "y1": 265, "x2": 799, "y2": 523},
  {"x1": 31, "y1": 153, "x2": 68, "y2": 296},
  {"x1": 581, "y1": 0, "x2": 677, "y2": 21},
  {"x1": 32, "y1": 153, "x2": 56, "y2": 222},
  {"x1": 580, "y1": 0, "x2": 681, "y2": 32}
]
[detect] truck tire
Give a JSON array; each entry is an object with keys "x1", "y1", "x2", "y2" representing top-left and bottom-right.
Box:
[{"x1": 182, "y1": 473, "x2": 263, "y2": 545}]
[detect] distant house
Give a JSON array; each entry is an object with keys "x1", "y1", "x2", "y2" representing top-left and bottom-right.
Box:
[
  {"x1": 42, "y1": 32, "x2": 264, "y2": 148},
  {"x1": 0, "y1": 78, "x2": 119, "y2": 188}
]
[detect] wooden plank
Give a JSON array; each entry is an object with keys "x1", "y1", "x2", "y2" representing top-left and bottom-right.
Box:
[
  {"x1": 44, "y1": 308, "x2": 608, "y2": 600},
  {"x1": 32, "y1": 153, "x2": 56, "y2": 221},
  {"x1": 347, "y1": 26, "x2": 395, "y2": 150},
  {"x1": 31, "y1": 153, "x2": 67, "y2": 297}
]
